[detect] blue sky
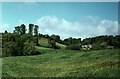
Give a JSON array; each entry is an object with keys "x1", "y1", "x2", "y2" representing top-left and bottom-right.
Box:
[{"x1": 1, "y1": 2, "x2": 118, "y2": 39}]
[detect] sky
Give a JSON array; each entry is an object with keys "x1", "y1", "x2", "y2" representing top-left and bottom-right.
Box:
[
  {"x1": 1, "y1": 0, "x2": 119, "y2": 2},
  {"x1": 0, "y1": 2, "x2": 119, "y2": 39}
]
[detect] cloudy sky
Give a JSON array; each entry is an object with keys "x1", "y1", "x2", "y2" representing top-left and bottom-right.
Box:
[{"x1": 0, "y1": 2, "x2": 118, "y2": 39}]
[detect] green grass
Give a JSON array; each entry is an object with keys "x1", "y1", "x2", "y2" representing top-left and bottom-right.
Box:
[
  {"x1": 2, "y1": 48, "x2": 119, "y2": 77},
  {"x1": 39, "y1": 37, "x2": 49, "y2": 47},
  {"x1": 38, "y1": 37, "x2": 66, "y2": 49},
  {"x1": 56, "y1": 42, "x2": 66, "y2": 49}
]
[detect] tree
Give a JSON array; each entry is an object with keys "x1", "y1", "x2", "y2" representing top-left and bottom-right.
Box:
[
  {"x1": 48, "y1": 38, "x2": 56, "y2": 48},
  {"x1": 4, "y1": 30, "x2": 8, "y2": 33},
  {"x1": 14, "y1": 26, "x2": 20, "y2": 34},
  {"x1": 20, "y1": 24, "x2": 26, "y2": 35},
  {"x1": 2, "y1": 33, "x2": 36, "y2": 57},
  {"x1": 72, "y1": 38, "x2": 81, "y2": 44},
  {"x1": 48, "y1": 38, "x2": 60, "y2": 49},
  {"x1": 66, "y1": 44, "x2": 80, "y2": 50},
  {"x1": 44, "y1": 34, "x2": 49, "y2": 38},
  {"x1": 101, "y1": 42, "x2": 107, "y2": 49},
  {"x1": 34, "y1": 25, "x2": 39, "y2": 35},
  {"x1": 29, "y1": 24, "x2": 34, "y2": 35},
  {"x1": 50, "y1": 34, "x2": 60, "y2": 42}
]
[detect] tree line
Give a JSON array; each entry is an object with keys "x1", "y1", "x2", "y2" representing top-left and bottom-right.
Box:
[
  {"x1": 12, "y1": 24, "x2": 39, "y2": 35},
  {"x1": 61, "y1": 35, "x2": 120, "y2": 50},
  {"x1": 2, "y1": 23, "x2": 120, "y2": 57}
]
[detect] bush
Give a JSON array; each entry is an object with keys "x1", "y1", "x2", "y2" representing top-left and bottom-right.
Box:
[
  {"x1": 48, "y1": 39, "x2": 60, "y2": 49},
  {"x1": 2, "y1": 41, "x2": 23, "y2": 57},
  {"x1": 101, "y1": 42, "x2": 107, "y2": 49},
  {"x1": 106, "y1": 45, "x2": 114, "y2": 49},
  {"x1": 46, "y1": 44, "x2": 60, "y2": 49},
  {"x1": 54, "y1": 45, "x2": 60, "y2": 49},
  {"x1": 2, "y1": 33, "x2": 37, "y2": 57},
  {"x1": 92, "y1": 44, "x2": 102, "y2": 50},
  {"x1": 23, "y1": 42, "x2": 35, "y2": 56},
  {"x1": 30, "y1": 51, "x2": 41, "y2": 55},
  {"x1": 66, "y1": 44, "x2": 80, "y2": 50}
]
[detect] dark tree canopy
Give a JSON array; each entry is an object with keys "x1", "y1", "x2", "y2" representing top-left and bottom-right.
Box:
[
  {"x1": 34, "y1": 25, "x2": 39, "y2": 35},
  {"x1": 14, "y1": 26, "x2": 20, "y2": 34},
  {"x1": 29, "y1": 24, "x2": 34, "y2": 35},
  {"x1": 20, "y1": 24, "x2": 26, "y2": 35}
]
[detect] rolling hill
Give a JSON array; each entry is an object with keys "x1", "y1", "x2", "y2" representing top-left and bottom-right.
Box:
[
  {"x1": 38, "y1": 37, "x2": 66, "y2": 49},
  {"x1": 2, "y1": 36, "x2": 119, "y2": 77},
  {"x1": 2, "y1": 48, "x2": 119, "y2": 77}
]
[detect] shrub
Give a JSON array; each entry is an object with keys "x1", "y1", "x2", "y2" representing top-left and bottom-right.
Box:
[
  {"x1": 101, "y1": 42, "x2": 108, "y2": 49},
  {"x1": 23, "y1": 42, "x2": 35, "y2": 56},
  {"x1": 92, "y1": 44, "x2": 102, "y2": 50},
  {"x1": 54, "y1": 45, "x2": 60, "y2": 49},
  {"x1": 2, "y1": 41, "x2": 23, "y2": 57},
  {"x1": 106, "y1": 45, "x2": 114, "y2": 49},
  {"x1": 2, "y1": 33, "x2": 36, "y2": 57},
  {"x1": 30, "y1": 51, "x2": 41, "y2": 55},
  {"x1": 66, "y1": 44, "x2": 80, "y2": 50}
]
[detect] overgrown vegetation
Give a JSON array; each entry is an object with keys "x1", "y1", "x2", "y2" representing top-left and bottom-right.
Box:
[{"x1": 2, "y1": 24, "x2": 40, "y2": 57}]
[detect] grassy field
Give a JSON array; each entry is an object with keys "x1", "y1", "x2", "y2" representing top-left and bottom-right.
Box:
[
  {"x1": 2, "y1": 47, "x2": 119, "y2": 77},
  {"x1": 38, "y1": 37, "x2": 66, "y2": 49}
]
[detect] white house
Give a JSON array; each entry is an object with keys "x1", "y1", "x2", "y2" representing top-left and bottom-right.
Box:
[{"x1": 81, "y1": 45, "x2": 92, "y2": 50}]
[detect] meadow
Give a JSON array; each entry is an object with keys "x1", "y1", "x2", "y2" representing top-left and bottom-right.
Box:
[{"x1": 2, "y1": 47, "x2": 119, "y2": 77}]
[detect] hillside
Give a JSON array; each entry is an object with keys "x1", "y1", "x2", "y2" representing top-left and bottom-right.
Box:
[
  {"x1": 38, "y1": 37, "x2": 66, "y2": 49},
  {"x1": 2, "y1": 49, "x2": 119, "y2": 77}
]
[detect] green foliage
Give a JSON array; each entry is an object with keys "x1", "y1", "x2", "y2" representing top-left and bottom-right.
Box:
[
  {"x1": 106, "y1": 45, "x2": 114, "y2": 49},
  {"x1": 50, "y1": 34, "x2": 60, "y2": 42},
  {"x1": 20, "y1": 34, "x2": 32, "y2": 42},
  {"x1": 2, "y1": 39, "x2": 24, "y2": 57},
  {"x1": 101, "y1": 42, "x2": 108, "y2": 49},
  {"x1": 14, "y1": 24, "x2": 26, "y2": 35},
  {"x1": 48, "y1": 38, "x2": 60, "y2": 49},
  {"x1": 23, "y1": 42, "x2": 35, "y2": 55},
  {"x1": 29, "y1": 24, "x2": 34, "y2": 35},
  {"x1": 63, "y1": 37, "x2": 81, "y2": 45},
  {"x1": 92, "y1": 44, "x2": 101, "y2": 50},
  {"x1": 82, "y1": 35, "x2": 120, "y2": 49},
  {"x1": 20, "y1": 24, "x2": 26, "y2": 35},
  {"x1": 4, "y1": 30, "x2": 8, "y2": 33},
  {"x1": 2, "y1": 33, "x2": 36, "y2": 57},
  {"x1": 14, "y1": 26, "x2": 20, "y2": 34},
  {"x1": 32, "y1": 36, "x2": 39, "y2": 46},
  {"x1": 34, "y1": 25, "x2": 39, "y2": 35},
  {"x1": 66, "y1": 44, "x2": 80, "y2": 50}
]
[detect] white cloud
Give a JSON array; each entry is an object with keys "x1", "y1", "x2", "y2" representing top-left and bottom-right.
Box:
[
  {"x1": 0, "y1": 23, "x2": 11, "y2": 33},
  {"x1": 36, "y1": 16, "x2": 118, "y2": 39},
  {"x1": 0, "y1": 16, "x2": 118, "y2": 40}
]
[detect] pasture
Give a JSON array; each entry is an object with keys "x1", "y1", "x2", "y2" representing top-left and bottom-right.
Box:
[{"x1": 2, "y1": 48, "x2": 119, "y2": 77}]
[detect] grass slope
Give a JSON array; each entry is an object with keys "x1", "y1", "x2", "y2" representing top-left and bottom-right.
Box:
[
  {"x1": 39, "y1": 37, "x2": 49, "y2": 47},
  {"x1": 38, "y1": 37, "x2": 66, "y2": 49},
  {"x1": 2, "y1": 48, "x2": 119, "y2": 77}
]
